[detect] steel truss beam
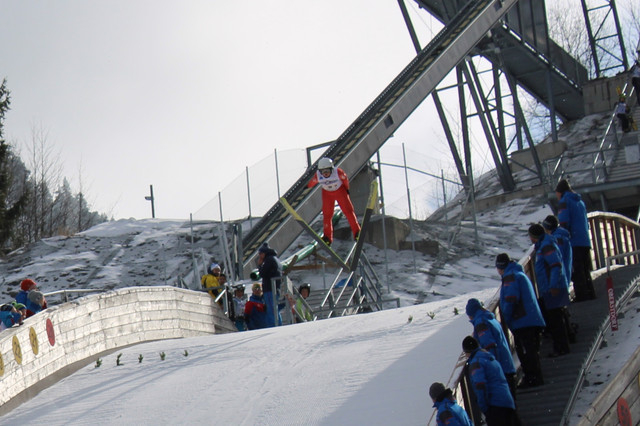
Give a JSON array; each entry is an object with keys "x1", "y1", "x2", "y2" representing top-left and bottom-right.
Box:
[{"x1": 580, "y1": 0, "x2": 629, "y2": 77}]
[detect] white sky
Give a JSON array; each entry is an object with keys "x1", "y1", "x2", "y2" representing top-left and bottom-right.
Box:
[{"x1": 0, "y1": 0, "x2": 446, "y2": 220}]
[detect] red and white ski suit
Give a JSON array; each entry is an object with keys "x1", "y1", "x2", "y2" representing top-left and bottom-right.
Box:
[{"x1": 308, "y1": 167, "x2": 360, "y2": 243}]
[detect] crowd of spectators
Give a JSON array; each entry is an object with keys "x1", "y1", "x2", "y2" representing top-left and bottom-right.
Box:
[{"x1": 430, "y1": 178, "x2": 594, "y2": 425}]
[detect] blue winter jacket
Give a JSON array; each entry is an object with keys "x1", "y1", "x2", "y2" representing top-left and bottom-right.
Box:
[
  {"x1": 245, "y1": 295, "x2": 269, "y2": 330},
  {"x1": 433, "y1": 392, "x2": 473, "y2": 426},
  {"x1": 553, "y1": 227, "x2": 573, "y2": 279},
  {"x1": 499, "y1": 262, "x2": 545, "y2": 331},
  {"x1": 466, "y1": 349, "x2": 515, "y2": 413},
  {"x1": 557, "y1": 191, "x2": 591, "y2": 247},
  {"x1": 15, "y1": 290, "x2": 28, "y2": 306},
  {"x1": 534, "y1": 234, "x2": 570, "y2": 309},
  {"x1": 0, "y1": 310, "x2": 21, "y2": 329},
  {"x1": 471, "y1": 309, "x2": 516, "y2": 375}
]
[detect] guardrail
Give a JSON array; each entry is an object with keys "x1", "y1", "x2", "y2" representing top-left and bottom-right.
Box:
[
  {"x1": 447, "y1": 211, "x2": 640, "y2": 424},
  {"x1": 547, "y1": 83, "x2": 631, "y2": 187},
  {"x1": 589, "y1": 211, "x2": 640, "y2": 270}
]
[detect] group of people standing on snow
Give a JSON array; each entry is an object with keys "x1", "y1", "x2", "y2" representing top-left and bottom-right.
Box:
[
  {"x1": 1, "y1": 278, "x2": 47, "y2": 331},
  {"x1": 203, "y1": 156, "x2": 361, "y2": 331},
  {"x1": 430, "y1": 178, "x2": 595, "y2": 426},
  {"x1": 203, "y1": 239, "x2": 314, "y2": 332}
]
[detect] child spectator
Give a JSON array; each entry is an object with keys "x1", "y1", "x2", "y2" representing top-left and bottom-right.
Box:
[
  {"x1": 0, "y1": 304, "x2": 22, "y2": 331},
  {"x1": 26, "y1": 290, "x2": 47, "y2": 318},
  {"x1": 232, "y1": 285, "x2": 247, "y2": 332},
  {"x1": 16, "y1": 279, "x2": 38, "y2": 305},
  {"x1": 286, "y1": 283, "x2": 313, "y2": 323},
  {"x1": 244, "y1": 283, "x2": 268, "y2": 330}
]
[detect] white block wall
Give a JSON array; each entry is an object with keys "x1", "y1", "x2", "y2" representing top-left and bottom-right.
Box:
[{"x1": 0, "y1": 286, "x2": 236, "y2": 407}]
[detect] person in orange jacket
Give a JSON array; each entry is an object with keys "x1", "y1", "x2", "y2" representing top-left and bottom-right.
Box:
[{"x1": 307, "y1": 157, "x2": 360, "y2": 245}]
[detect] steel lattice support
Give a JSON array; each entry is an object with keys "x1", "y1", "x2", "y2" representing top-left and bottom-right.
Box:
[{"x1": 580, "y1": 0, "x2": 629, "y2": 77}]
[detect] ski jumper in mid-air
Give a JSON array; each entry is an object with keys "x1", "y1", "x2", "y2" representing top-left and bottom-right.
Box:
[{"x1": 307, "y1": 157, "x2": 361, "y2": 245}]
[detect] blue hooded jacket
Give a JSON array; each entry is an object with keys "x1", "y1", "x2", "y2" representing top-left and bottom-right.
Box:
[
  {"x1": 433, "y1": 392, "x2": 473, "y2": 426},
  {"x1": 553, "y1": 227, "x2": 573, "y2": 279},
  {"x1": 468, "y1": 308, "x2": 516, "y2": 375},
  {"x1": 557, "y1": 191, "x2": 591, "y2": 247},
  {"x1": 534, "y1": 234, "x2": 570, "y2": 309},
  {"x1": 466, "y1": 349, "x2": 515, "y2": 413},
  {"x1": 0, "y1": 310, "x2": 21, "y2": 329},
  {"x1": 499, "y1": 261, "x2": 545, "y2": 331}
]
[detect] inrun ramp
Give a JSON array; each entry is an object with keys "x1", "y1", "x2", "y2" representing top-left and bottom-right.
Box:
[{"x1": 242, "y1": 0, "x2": 520, "y2": 276}]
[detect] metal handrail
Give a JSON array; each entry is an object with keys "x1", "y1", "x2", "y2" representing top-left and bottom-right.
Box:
[
  {"x1": 560, "y1": 267, "x2": 640, "y2": 425},
  {"x1": 547, "y1": 82, "x2": 629, "y2": 185},
  {"x1": 447, "y1": 212, "x2": 639, "y2": 423},
  {"x1": 44, "y1": 289, "x2": 103, "y2": 304}
]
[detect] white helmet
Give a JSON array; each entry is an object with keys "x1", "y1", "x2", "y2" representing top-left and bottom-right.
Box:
[{"x1": 318, "y1": 157, "x2": 334, "y2": 170}]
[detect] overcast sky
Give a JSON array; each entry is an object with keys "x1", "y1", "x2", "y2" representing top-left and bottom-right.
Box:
[{"x1": 0, "y1": 1, "x2": 449, "y2": 220}]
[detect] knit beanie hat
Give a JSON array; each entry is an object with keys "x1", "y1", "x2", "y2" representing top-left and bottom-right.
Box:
[
  {"x1": 20, "y1": 279, "x2": 37, "y2": 291},
  {"x1": 258, "y1": 242, "x2": 270, "y2": 254},
  {"x1": 429, "y1": 382, "x2": 446, "y2": 401},
  {"x1": 528, "y1": 224, "x2": 545, "y2": 239},
  {"x1": 462, "y1": 336, "x2": 479, "y2": 353},
  {"x1": 465, "y1": 298, "x2": 483, "y2": 317},
  {"x1": 555, "y1": 179, "x2": 571, "y2": 194},
  {"x1": 495, "y1": 253, "x2": 510, "y2": 270},
  {"x1": 12, "y1": 302, "x2": 26, "y2": 311},
  {"x1": 28, "y1": 290, "x2": 44, "y2": 304},
  {"x1": 542, "y1": 215, "x2": 559, "y2": 231}
]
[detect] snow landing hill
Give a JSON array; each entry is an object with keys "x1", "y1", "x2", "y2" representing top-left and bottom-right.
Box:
[{"x1": 0, "y1": 110, "x2": 630, "y2": 425}]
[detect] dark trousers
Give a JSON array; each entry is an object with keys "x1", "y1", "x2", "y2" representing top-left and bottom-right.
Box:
[
  {"x1": 572, "y1": 246, "x2": 596, "y2": 300},
  {"x1": 547, "y1": 307, "x2": 570, "y2": 354},
  {"x1": 617, "y1": 113, "x2": 631, "y2": 132},
  {"x1": 485, "y1": 405, "x2": 521, "y2": 426},
  {"x1": 513, "y1": 327, "x2": 543, "y2": 386},
  {"x1": 633, "y1": 77, "x2": 640, "y2": 104}
]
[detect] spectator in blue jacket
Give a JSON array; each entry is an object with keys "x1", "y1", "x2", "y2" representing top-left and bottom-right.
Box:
[
  {"x1": 542, "y1": 215, "x2": 572, "y2": 281},
  {"x1": 556, "y1": 179, "x2": 596, "y2": 301},
  {"x1": 543, "y1": 215, "x2": 578, "y2": 343},
  {"x1": 26, "y1": 290, "x2": 47, "y2": 318},
  {"x1": 529, "y1": 224, "x2": 571, "y2": 357},
  {"x1": 466, "y1": 298, "x2": 516, "y2": 399},
  {"x1": 429, "y1": 382, "x2": 473, "y2": 426},
  {"x1": 257, "y1": 242, "x2": 283, "y2": 328},
  {"x1": 462, "y1": 336, "x2": 519, "y2": 426},
  {"x1": 0, "y1": 304, "x2": 23, "y2": 331},
  {"x1": 16, "y1": 279, "x2": 38, "y2": 306},
  {"x1": 496, "y1": 253, "x2": 545, "y2": 389}
]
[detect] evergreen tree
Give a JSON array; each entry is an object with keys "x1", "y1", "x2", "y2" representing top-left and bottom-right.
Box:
[{"x1": 0, "y1": 79, "x2": 28, "y2": 252}]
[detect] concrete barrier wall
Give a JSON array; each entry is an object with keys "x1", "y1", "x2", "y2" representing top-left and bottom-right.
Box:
[{"x1": 0, "y1": 286, "x2": 236, "y2": 409}]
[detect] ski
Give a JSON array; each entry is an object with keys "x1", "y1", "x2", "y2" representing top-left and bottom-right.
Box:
[
  {"x1": 348, "y1": 180, "x2": 378, "y2": 272},
  {"x1": 279, "y1": 197, "x2": 351, "y2": 271}
]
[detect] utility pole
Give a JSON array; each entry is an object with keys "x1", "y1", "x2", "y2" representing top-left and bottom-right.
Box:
[{"x1": 145, "y1": 185, "x2": 155, "y2": 218}]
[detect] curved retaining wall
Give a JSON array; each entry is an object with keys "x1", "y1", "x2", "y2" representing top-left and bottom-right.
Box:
[{"x1": 0, "y1": 286, "x2": 236, "y2": 411}]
